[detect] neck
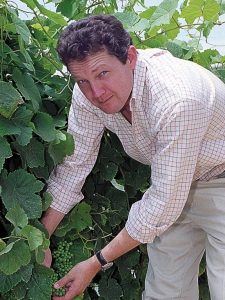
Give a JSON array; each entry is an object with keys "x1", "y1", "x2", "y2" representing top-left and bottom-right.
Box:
[{"x1": 120, "y1": 100, "x2": 132, "y2": 124}]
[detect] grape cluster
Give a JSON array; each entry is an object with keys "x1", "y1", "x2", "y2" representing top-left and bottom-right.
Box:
[{"x1": 52, "y1": 240, "x2": 73, "y2": 297}]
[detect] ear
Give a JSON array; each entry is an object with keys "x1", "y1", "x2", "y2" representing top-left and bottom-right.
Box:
[{"x1": 127, "y1": 45, "x2": 137, "y2": 70}]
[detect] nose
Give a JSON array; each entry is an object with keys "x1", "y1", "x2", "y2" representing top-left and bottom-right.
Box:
[{"x1": 91, "y1": 82, "x2": 105, "y2": 99}]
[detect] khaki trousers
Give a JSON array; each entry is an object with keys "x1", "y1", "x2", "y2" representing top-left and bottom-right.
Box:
[{"x1": 143, "y1": 178, "x2": 225, "y2": 300}]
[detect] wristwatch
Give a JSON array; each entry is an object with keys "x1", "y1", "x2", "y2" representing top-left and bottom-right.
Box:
[{"x1": 95, "y1": 250, "x2": 114, "y2": 271}]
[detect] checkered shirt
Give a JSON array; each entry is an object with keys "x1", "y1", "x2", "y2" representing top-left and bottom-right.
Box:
[{"x1": 48, "y1": 48, "x2": 225, "y2": 243}]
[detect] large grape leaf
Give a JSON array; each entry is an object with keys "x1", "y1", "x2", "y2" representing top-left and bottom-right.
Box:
[
  {"x1": 116, "y1": 251, "x2": 140, "y2": 279},
  {"x1": 1, "y1": 169, "x2": 44, "y2": 219},
  {"x1": 10, "y1": 9, "x2": 31, "y2": 44},
  {"x1": 48, "y1": 132, "x2": 75, "y2": 165},
  {"x1": 33, "y1": 112, "x2": 58, "y2": 142},
  {"x1": 11, "y1": 106, "x2": 33, "y2": 146},
  {"x1": 14, "y1": 138, "x2": 45, "y2": 168},
  {"x1": 32, "y1": 0, "x2": 67, "y2": 26},
  {"x1": 0, "y1": 240, "x2": 31, "y2": 275},
  {"x1": 5, "y1": 204, "x2": 28, "y2": 228},
  {"x1": 149, "y1": 0, "x2": 178, "y2": 29},
  {"x1": 26, "y1": 264, "x2": 54, "y2": 300},
  {"x1": 70, "y1": 202, "x2": 92, "y2": 231},
  {"x1": 70, "y1": 242, "x2": 90, "y2": 266},
  {"x1": 98, "y1": 278, "x2": 123, "y2": 300},
  {"x1": 21, "y1": 225, "x2": 44, "y2": 251},
  {"x1": 56, "y1": 0, "x2": 80, "y2": 18},
  {"x1": 0, "y1": 81, "x2": 23, "y2": 118},
  {"x1": 181, "y1": 0, "x2": 219, "y2": 23},
  {"x1": 12, "y1": 69, "x2": 41, "y2": 112},
  {"x1": 0, "y1": 264, "x2": 33, "y2": 294},
  {"x1": 0, "y1": 116, "x2": 21, "y2": 136},
  {"x1": 0, "y1": 136, "x2": 12, "y2": 171}
]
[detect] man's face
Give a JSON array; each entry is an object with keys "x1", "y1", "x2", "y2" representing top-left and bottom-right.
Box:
[{"x1": 68, "y1": 46, "x2": 137, "y2": 114}]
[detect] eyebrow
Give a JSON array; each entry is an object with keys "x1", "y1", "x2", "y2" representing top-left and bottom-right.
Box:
[{"x1": 91, "y1": 64, "x2": 109, "y2": 74}]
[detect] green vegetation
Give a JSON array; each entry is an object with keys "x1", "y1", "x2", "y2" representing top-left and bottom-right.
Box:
[{"x1": 0, "y1": 0, "x2": 224, "y2": 298}]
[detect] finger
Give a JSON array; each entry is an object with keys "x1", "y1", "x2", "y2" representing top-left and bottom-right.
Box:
[{"x1": 54, "y1": 274, "x2": 72, "y2": 289}]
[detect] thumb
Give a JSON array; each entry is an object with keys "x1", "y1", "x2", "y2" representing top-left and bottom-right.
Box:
[{"x1": 54, "y1": 274, "x2": 71, "y2": 289}]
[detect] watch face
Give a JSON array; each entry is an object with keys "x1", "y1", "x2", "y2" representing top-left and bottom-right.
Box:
[{"x1": 102, "y1": 262, "x2": 114, "y2": 271}]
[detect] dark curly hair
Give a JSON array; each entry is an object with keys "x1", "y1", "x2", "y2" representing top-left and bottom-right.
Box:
[{"x1": 56, "y1": 14, "x2": 133, "y2": 66}]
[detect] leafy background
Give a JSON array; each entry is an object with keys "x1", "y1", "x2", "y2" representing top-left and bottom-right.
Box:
[{"x1": 0, "y1": 0, "x2": 225, "y2": 299}]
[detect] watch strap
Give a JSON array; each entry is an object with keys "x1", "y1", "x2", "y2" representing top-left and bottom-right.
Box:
[{"x1": 95, "y1": 250, "x2": 108, "y2": 266}]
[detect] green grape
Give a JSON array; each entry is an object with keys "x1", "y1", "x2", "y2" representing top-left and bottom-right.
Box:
[
  {"x1": 52, "y1": 240, "x2": 74, "y2": 297},
  {"x1": 53, "y1": 240, "x2": 73, "y2": 278}
]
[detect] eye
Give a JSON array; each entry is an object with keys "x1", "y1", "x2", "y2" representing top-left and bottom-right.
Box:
[
  {"x1": 98, "y1": 71, "x2": 108, "y2": 78},
  {"x1": 77, "y1": 79, "x2": 88, "y2": 85}
]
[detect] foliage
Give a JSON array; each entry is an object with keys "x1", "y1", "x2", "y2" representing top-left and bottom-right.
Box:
[{"x1": 0, "y1": 0, "x2": 224, "y2": 299}]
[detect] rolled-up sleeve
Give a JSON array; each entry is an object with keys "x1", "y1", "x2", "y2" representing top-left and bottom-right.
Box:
[
  {"x1": 48, "y1": 87, "x2": 104, "y2": 214},
  {"x1": 126, "y1": 100, "x2": 212, "y2": 243}
]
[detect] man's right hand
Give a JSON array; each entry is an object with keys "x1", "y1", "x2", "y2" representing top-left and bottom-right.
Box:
[
  {"x1": 43, "y1": 247, "x2": 52, "y2": 268},
  {"x1": 40, "y1": 207, "x2": 65, "y2": 268}
]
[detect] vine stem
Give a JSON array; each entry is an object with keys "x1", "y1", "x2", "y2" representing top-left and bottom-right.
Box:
[
  {"x1": 143, "y1": 21, "x2": 225, "y2": 43},
  {"x1": 1, "y1": 236, "x2": 27, "y2": 241}
]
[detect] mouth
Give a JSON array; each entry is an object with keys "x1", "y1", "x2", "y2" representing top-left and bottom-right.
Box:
[{"x1": 100, "y1": 95, "x2": 113, "y2": 105}]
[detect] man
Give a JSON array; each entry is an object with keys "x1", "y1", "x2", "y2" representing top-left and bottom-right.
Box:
[{"x1": 41, "y1": 14, "x2": 225, "y2": 300}]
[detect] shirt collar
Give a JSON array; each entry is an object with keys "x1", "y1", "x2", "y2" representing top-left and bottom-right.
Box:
[{"x1": 130, "y1": 52, "x2": 147, "y2": 108}]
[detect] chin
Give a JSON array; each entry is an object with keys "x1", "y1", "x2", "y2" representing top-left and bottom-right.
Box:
[{"x1": 99, "y1": 104, "x2": 121, "y2": 115}]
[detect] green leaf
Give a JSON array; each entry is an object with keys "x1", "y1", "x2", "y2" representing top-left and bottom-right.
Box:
[
  {"x1": 181, "y1": 0, "x2": 219, "y2": 23},
  {"x1": 70, "y1": 202, "x2": 92, "y2": 232},
  {"x1": 139, "y1": 6, "x2": 157, "y2": 19},
  {"x1": 193, "y1": 49, "x2": 218, "y2": 68},
  {"x1": 32, "y1": 0, "x2": 67, "y2": 26},
  {"x1": 98, "y1": 278, "x2": 123, "y2": 300},
  {"x1": 5, "y1": 204, "x2": 28, "y2": 228},
  {"x1": 24, "y1": 138, "x2": 45, "y2": 167},
  {"x1": 12, "y1": 105, "x2": 33, "y2": 124},
  {"x1": 0, "y1": 264, "x2": 33, "y2": 294},
  {"x1": 56, "y1": 0, "x2": 80, "y2": 18},
  {"x1": 42, "y1": 192, "x2": 53, "y2": 211},
  {"x1": 116, "y1": 251, "x2": 140, "y2": 279},
  {"x1": 1, "y1": 169, "x2": 44, "y2": 219},
  {"x1": 202, "y1": 0, "x2": 220, "y2": 21},
  {"x1": 12, "y1": 69, "x2": 41, "y2": 112},
  {"x1": 163, "y1": 10, "x2": 180, "y2": 39},
  {"x1": 149, "y1": 0, "x2": 178, "y2": 29},
  {"x1": 11, "y1": 12, "x2": 31, "y2": 44},
  {"x1": 166, "y1": 40, "x2": 184, "y2": 58},
  {"x1": 216, "y1": 69, "x2": 225, "y2": 83},
  {"x1": 10, "y1": 106, "x2": 33, "y2": 146},
  {"x1": 0, "y1": 136, "x2": 12, "y2": 171},
  {"x1": 107, "y1": 188, "x2": 128, "y2": 218},
  {"x1": 0, "y1": 240, "x2": 31, "y2": 275},
  {"x1": 21, "y1": 225, "x2": 43, "y2": 251},
  {"x1": 70, "y1": 242, "x2": 90, "y2": 265},
  {"x1": 129, "y1": 18, "x2": 150, "y2": 32},
  {"x1": 100, "y1": 162, "x2": 118, "y2": 181},
  {"x1": 35, "y1": 246, "x2": 45, "y2": 264},
  {"x1": 33, "y1": 112, "x2": 57, "y2": 142},
  {"x1": 26, "y1": 264, "x2": 54, "y2": 300},
  {"x1": 0, "y1": 116, "x2": 21, "y2": 136},
  {"x1": 114, "y1": 12, "x2": 140, "y2": 29},
  {"x1": 0, "y1": 239, "x2": 6, "y2": 252},
  {"x1": 0, "y1": 81, "x2": 23, "y2": 118},
  {"x1": 21, "y1": 0, "x2": 36, "y2": 10},
  {"x1": 48, "y1": 132, "x2": 75, "y2": 164}
]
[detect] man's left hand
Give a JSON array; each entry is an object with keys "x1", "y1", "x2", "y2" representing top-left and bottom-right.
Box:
[{"x1": 52, "y1": 257, "x2": 101, "y2": 300}]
